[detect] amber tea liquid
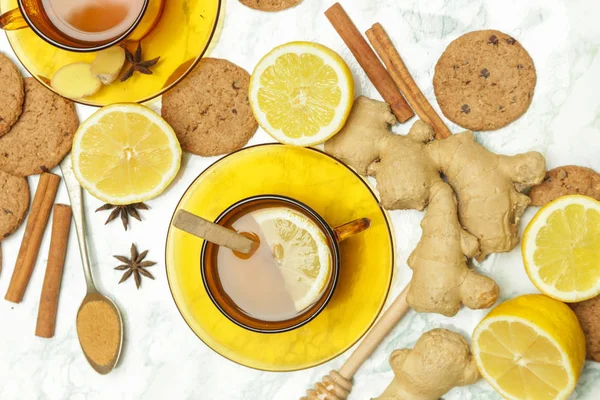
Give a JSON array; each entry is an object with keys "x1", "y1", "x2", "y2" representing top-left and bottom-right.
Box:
[
  {"x1": 215, "y1": 202, "x2": 333, "y2": 322},
  {"x1": 41, "y1": 0, "x2": 146, "y2": 42}
]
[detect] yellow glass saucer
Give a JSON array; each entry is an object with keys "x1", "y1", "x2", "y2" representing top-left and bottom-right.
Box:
[
  {"x1": 166, "y1": 144, "x2": 394, "y2": 371},
  {"x1": 0, "y1": 0, "x2": 221, "y2": 106}
]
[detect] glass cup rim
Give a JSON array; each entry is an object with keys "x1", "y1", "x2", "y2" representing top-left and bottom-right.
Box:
[
  {"x1": 200, "y1": 194, "x2": 341, "y2": 334},
  {"x1": 17, "y1": 0, "x2": 150, "y2": 53}
]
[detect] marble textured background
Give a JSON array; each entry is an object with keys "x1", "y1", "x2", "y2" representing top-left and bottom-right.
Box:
[{"x1": 1, "y1": 0, "x2": 599, "y2": 398}]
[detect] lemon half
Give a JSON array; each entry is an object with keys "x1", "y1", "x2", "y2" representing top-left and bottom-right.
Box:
[
  {"x1": 249, "y1": 41, "x2": 354, "y2": 147},
  {"x1": 253, "y1": 208, "x2": 332, "y2": 312},
  {"x1": 72, "y1": 103, "x2": 182, "y2": 205},
  {"x1": 523, "y1": 195, "x2": 600, "y2": 302},
  {"x1": 472, "y1": 294, "x2": 586, "y2": 400}
]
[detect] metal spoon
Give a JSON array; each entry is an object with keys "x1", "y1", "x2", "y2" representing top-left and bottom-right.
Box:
[{"x1": 60, "y1": 157, "x2": 124, "y2": 375}]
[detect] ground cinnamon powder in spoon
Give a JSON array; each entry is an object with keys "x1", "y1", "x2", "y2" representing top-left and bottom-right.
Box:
[{"x1": 76, "y1": 300, "x2": 120, "y2": 366}]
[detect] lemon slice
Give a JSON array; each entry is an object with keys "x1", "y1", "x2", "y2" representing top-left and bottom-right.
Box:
[
  {"x1": 253, "y1": 208, "x2": 332, "y2": 312},
  {"x1": 249, "y1": 41, "x2": 354, "y2": 146},
  {"x1": 472, "y1": 294, "x2": 586, "y2": 400},
  {"x1": 72, "y1": 104, "x2": 182, "y2": 205},
  {"x1": 523, "y1": 195, "x2": 600, "y2": 302}
]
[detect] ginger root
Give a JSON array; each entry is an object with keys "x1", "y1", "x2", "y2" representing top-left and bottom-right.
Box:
[
  {"x1": 325, "y1": 96, "x2": 545, "y2": 315},
  {"x1": 374, "y1": 329, "x2": 480, "y2": 400},
  {"x1": 427, "y1": 130, "x2": 546, "y2": 259},
  {"x1": 327, "y1": 98, "x2": 441, "y2": 211},
  {"x1": 91, "y1": 46, "x2": 126, "y2": 85},
  {"x1": 51, "y1": 63, "x2": 101, "y2": 99}
]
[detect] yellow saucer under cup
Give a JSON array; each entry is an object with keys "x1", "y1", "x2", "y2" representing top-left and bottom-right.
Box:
[{"x1": 166, "y1": 144, "x2": 394, "y2": 371}]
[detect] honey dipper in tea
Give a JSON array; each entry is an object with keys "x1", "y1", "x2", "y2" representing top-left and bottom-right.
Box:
[
  {"x1": 174, "y1": 200, "x2": 343, "y2": 324},
  {"x1": 217, "y1": 205, "x2": 335, "y2": 322}
]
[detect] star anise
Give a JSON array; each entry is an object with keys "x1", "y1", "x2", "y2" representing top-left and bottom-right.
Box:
[
  {"x1": 120, "y1": 42, "x2": 160, "y2": 82},
  {"x1": 95, "y1": 203, "x2": 149, "y2": 231},
  {"x1": 114, "y1": 244, "x2": 156, "y2": 289}
]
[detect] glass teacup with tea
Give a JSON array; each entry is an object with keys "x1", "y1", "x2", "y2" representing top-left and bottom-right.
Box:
[
  {"x1": 0, "y1": 0, "x2": 165, "y2": 52},
  {"x1": 176, "y1": 195, "x2": 371, "y2": 333}
]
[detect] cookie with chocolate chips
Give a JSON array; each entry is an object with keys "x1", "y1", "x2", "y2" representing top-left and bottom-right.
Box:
[
  {"x1": 570, "y1": 296, "x2": 600, "y2": 362},
  {"x1": 0, "y1": 53, "x2": 24, "y2": 137},
  {"x1": 0, "y1": 78, "x2": 79, "y2": 176},
  {"x1": 433, "y1": 30, "x2": 536, "y2": 131},
  {"x1": 0, "y1": 170, "x2": 29, "y2": 239},
  {"x1": 239, "y1": 0, "x2": 302, "y2": 12},
  {"x1": 162, "y1": 58, "x2": 258, "y2": 157},
  {"x1": 529, "y1": 165, "x2": 600, "y2": 206}
]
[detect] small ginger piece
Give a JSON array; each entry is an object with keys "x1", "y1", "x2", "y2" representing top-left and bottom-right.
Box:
[
  {"x1": 325, "y1": 96, "x2": 395, "y2": 176},
  {"x1": 51, "y1": 63, "x2": 101, "y2": 99},
  {"x1": 529, "y1": 165, "x2": 600, "y2": 206},
  {"x1": 326, "y1": 98, "x2": 440, "y2": 211},
  {"x1": 91, "y1": 46, "x2": 126, "y2": 85},
  {"x1": 375, "y1": 329, "x2": 480, "y2": 400}
]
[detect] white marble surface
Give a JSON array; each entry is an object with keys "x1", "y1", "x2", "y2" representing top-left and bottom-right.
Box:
[{"x1": 1, "y1": 0, "x2": 599, "y2": 398}]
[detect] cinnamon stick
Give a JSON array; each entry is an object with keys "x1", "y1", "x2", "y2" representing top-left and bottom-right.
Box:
[
  {"x1": 35, "y1": 204, "x2": 71, "y2": 338},
  {"x1": 325, "y1": 3, "x2": 414, "y2": 123},
  {"x1": 5, "y1": 173, "x2": 61, "y2": 303},
  {"x1": 366, "y1": 23, "x2": 452, "y2": 139}
]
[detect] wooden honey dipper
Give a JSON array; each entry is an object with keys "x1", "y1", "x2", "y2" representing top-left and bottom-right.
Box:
[{"x1": 301, "y1": 286, "x2": 410, "y2": 399}]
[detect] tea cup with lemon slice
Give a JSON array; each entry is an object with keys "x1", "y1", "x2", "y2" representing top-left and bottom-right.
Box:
[{"x1": 175, "y1": 195, "x2": 370, "y2": 333}]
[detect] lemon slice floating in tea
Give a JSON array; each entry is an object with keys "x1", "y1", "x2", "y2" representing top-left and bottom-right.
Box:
[
  {"x1": 522, "y1": 195, "x2": 600, "y2": 302},
  {"x1": 249, "y1": 41, "x2": 354, "y2": 146},
  {"x1": 253, "y1": 208, "x2": 332, "y2": 312},
  {"x1": 472, "y1": 294, "x2": 586, "y2": 400},
  {"x1": 72, "y1": 103, "x2": 182, "y2": 205}
]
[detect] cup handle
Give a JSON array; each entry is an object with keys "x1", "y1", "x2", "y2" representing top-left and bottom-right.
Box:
[
  {"x1": 0, "y1": 8, "x2": 28, "y2": 30},
  {"x1": 333, "y1": 218, "x2": 371, "y2": 243}
]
